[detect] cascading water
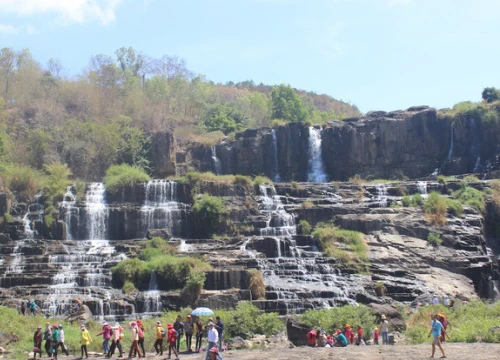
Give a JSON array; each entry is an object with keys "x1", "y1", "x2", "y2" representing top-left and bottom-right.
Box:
[
  {"x1": 447, "y1": 123, "x2": 454, "y2": 160},
  {"x1": 142, "y1": 271, "x2": 161, "y2": 314},
  {"x1": 140, "y1": 180, "x2": 184, "y2": 238},
  {"x1": 375, "y1": 184, "x2": 388, "y2": 207},
  {"x1": 60, "y1": 186, "x2": 77, "y2": 240},
  {"x1": 417, "y1": 181, "x2": 428, "y2": 199},
  {"x1": 85, "y1": 183, "x2": 108, "y2": 240},
  {"x1": 307, "y1": 127, "x2": 328, "y2": 182},
  {"x1": 271, "y1": 129, "x2": 281, "y2": 182},
  {"x1": 211, "y1": 146, "x2": 222, "y2": 175},
  {"x1": 258, "y1": 184, "x2": 296, "y2": 237}
]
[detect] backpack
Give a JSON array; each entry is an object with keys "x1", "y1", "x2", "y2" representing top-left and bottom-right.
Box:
[
  {"x1": 161, "y1": 329, "x2": 167, "y2": 338},
  {"x1": 137, "y1": 326, "x2": 144, "y2": 338}
]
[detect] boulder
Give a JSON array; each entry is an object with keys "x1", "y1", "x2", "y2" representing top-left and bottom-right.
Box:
[
  {"x1": 369, "y1": 304, "x2": 406, "y2": 331},
  {"x1": 286, "y1": 319, "x2": 311, "y2": 346},
  {"x1": 229, "y1": 336, "x2": 253, "y2": 349},
  {"x1": 147, "y1": 229, "x2": 171, "y2": 240}
]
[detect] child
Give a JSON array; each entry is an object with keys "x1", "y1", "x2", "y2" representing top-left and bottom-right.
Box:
[
  {"x1": 80, "y1": 325, "x2": 92, "y2": 359},
  {"x1": 167, "y1": 323, "x2": 179, "y2": 360},
  {"x1": 372, "y1": 326, "x2": 379, "y2": 345}
]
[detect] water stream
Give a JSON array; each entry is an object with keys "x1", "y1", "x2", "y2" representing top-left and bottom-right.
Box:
[
  {"x1": 307, "y1": 127, "x2": 328, "y2": 182},
  {"x1": 271, "y1": 129, "x2": 281, "y2": 182},
  {"x1": 211, "y1": 146, "x2": 222, "y2": 175}
]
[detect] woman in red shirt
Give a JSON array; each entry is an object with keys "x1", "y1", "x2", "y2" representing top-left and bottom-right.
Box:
[
  {"x1": 306, "y1": 328, "x2": 317, "y2": 347},
  {"x1": 167, "y1": 324, "x2": 179, "y2": 360}
]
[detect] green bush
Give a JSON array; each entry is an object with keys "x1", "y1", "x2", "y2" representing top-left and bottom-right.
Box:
[
  {"x1": 299, "y1": 219, "x2": 312, "y2": 235},
  {"x1": 42, "y1": 162, "x2": 72, "y2": 206},
  {"x1": 122, "y1": 280, "x2": 137, "y2": 293},
  {"x1": 406, "y1": 301, "x2": 500, "y2": 344},
  {"x1": 446, "y1": 198, "x2": 464, "y2": 217},
  {"x1": 3, "y1": 212, "x2": 12, "y2": 223},
  {"x1": 423, "y1": 192, "x2": 448, "y2": 226},
  {"x1": 299, "y1": 305, "x2": 376, "y2": 339},
  {"x1": 402, "y1": 195, "x2": 412, "y2": 207},
  {"x1": 427, "y1": 232, "x2": 442, "y2": 246},
  {"x1": 2, "y1": 164, "x2": 42, "y2": 203},
  {"x1": 312, "y1": 226, "x2": 368, "y2": 264},
  {"x1": 216, "y1": 301, "x2": 284, "y2": 338},
  {"x1": 233, "y1": 174, "x2": 252, "y2": 188},
  {"x1": 412, "y1": 193, "x2": 424, "y2": 206},
  {"x1": 104, "y1": 164, "x2": 151, "y2": 194},
  {"x1": 193, "y1": 194, "x2": 228, "y2": 237},
  {"x1": 180, "y1": 272, "x2": 206, "y2": 306},
  {"x1": 463, "y1": 175, "x2": 480, "y2": 182},
  {"x1": 452, "y1": 185, "x2": 485, "y2": 212},
  {"x1": 253, "y1": 176, "x2": 272, "y2": 186}
]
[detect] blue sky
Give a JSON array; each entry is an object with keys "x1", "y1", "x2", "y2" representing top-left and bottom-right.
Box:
[{"x1": 1, "y1": 0, "x2": 499, "y2": 113}]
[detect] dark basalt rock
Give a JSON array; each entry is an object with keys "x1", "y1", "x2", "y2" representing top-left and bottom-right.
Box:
[{"x1": 286, "y1": 319, "x2": 312, "y2": 346}]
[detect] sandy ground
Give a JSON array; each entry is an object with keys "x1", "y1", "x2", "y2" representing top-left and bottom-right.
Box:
[{"x1": 169, "y1": 343, "x2": 500, "y2": 360}]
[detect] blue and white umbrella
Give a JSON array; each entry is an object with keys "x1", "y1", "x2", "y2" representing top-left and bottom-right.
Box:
[{"x1": 191, "y1": 307, "x2": 214, "y2": 316}]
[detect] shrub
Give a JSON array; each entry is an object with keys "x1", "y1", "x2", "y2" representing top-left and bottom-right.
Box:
[
  {"x1": 193, "y1": 194, "x2": 229, "y2": 237},
  {"x1": 299, "y1": 219, "x2": 312, "y2": 235},
  {"x1": 301, "y1": 201, "x2": 314, "y2": 209},
  {"x1": 402, "y1": 195, "x2": 412, "y2": 207},
  {"x1": 253, "y1": 176, "x2": 272, "y2": 186},
  {"x1": 423, "y1": 192, "x2": 448, "y2": 226},
  {"x1": 180, "y1": 272, "x2": 206, "y2": 306},
  {"x1": 291, "y1": 181, "x2": 298, "y2": 189},
  {"x1": 233, "y1": 175, "x2": 252, "y2": 188},
  {"x1": 2, "y1": 165, "x2": 42, "y2": 203},
  {"x1": 42, "y1": 162, "x2": 72, "y2": 206},
  {"x1": 299, "y1": 305, "x2": 376, "y2": 340},
  {"x1": 3, "y1": 212, "x2": 11, "y2": 222},
  {"x1": 122, "y1": 280, "x2": 137, "y2": 293},
  {"x1": 104, "y1": 164, "x2": 151, "y2": 194},
  {"x1": 463, "y1": 175, "x2": 480, "y2": 182},
  {"x1": 413, "y1": 193, "x2": 424, "y2": 206},
  {"x1": 427, "y1": 232, "x2": 442, "y2": 246},
  {"x1": 446, "y1": 198, "x2": 464, "y2": 217},
  {"x1": 375, "y1": 281, "x2": 386, "y2": 296},
  {"x1": 349, "y1": 174, "x2": 365, "y2": 184},
  {"x1": 271, "y1": 119, "x2": 288, "y2": 128},
  {"x1": 452, "y1": 185, "x2": 485, "y2": 212},
  {"x1": 312, "y1": 226, "x2": 368, "y2": 264},
  {"x1": 248, "y1": 269, "x2": 266, "y2": 300}
]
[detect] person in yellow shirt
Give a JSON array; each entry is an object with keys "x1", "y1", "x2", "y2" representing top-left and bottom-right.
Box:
[
  {"x1": 154, "y1": 321, "x2": 164, "y2": 356},
  {"x1": 80, "y1": 325, "x2": 93, "y2": 359}
]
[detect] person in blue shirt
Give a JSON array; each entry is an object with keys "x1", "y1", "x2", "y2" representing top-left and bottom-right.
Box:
[
  {"x1": 428, "y1": 313, "x2": 446, "y2": 358},
  {"x1": 333, "y1": 329, "x2": 348, "y2": 347}
]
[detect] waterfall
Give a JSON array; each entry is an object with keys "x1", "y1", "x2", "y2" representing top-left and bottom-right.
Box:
[
  {"x1": 271, "y1": 129, "x2": 281, "y2": 182},
  {"x1": 473, "y1": 157, "x2": 482, "y2": 173},
  {"x1": 143, "y1": 271, "x2": 161, "y2": 313},
  {"x1": 258, "y1": 184, "x2": 296, "y2": 237},
  {"x1": 178, "y1": 240, "x2": 194, "y2": 252},
  {"x1": 447, "y1": 123, "x2": 454, "y2": 160},
  {"x1": 85, "y1": 183, "x2": 108, "y2": 240},
  {"x1": 211, "y1": 146, "x2": 222, "y2": 175},
  {"x1": 60, "y1": 186, "x2": 77, "y2": 240},
  {"x1": 375, "y1": 184, "x2": 388, "y2": 207},
  {"x1": 22, "y1": 212, "x2": 35, "y2": 240},
  {"x1": 307, "y1": 127, "x2": 328, "y2": 182},
  {"x1": 140, "y1": 180, "x2": 183, "y2": 238}
]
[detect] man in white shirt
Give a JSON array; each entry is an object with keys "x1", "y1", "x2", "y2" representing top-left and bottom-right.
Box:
[{"x1": 205, "y1": 322, "x2": 219, "y2": 360}]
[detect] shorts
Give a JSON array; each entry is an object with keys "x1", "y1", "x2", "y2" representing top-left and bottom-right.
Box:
[{"x1": 432, "y1": 336, "x2": 441, "y2": 345}]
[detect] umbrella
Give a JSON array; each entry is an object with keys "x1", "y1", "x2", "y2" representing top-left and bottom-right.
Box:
[{"x1": 191, "y1": 307, "x2": 214, "y2": 316}]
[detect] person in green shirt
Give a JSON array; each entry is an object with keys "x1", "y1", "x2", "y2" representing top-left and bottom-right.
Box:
[{"x1": 51, "y1": 324, "x2": 59, "y2": 359}]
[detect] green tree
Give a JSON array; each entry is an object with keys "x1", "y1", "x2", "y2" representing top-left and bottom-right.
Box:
[
  {"x1": 203, "y1": 104, "x2": 247, "y2": 134},
  {"x1": 482, "y1": 87, "x2": 500, "y2": 103},
  {"x1": 193, "y1": 194, "x2": 228, "y2": 237},
  {"x1": 270, "y1": 84, "x2": 308, "y2": 122}
]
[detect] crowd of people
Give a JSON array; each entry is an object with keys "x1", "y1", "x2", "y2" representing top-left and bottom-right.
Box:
[
  {"x1": 306, "y1": 322, "x2": 381, "y2": 348},
  {"x1": 29, "y1": 314, "x2": 226, "y2": 360}
]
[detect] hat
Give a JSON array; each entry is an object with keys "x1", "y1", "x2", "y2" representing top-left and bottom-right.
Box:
[
  {"x1": 345, "y1": 323, "x2": 350, "y2": 328},
  {"x1": 209, "y1": 347, "x2": 218, "y2": 353},
  {"x1": 438, "y1": 312, "x2": 445, "y2": 317},
  {"x1": 102, "y1": 321, "x2": 108, "y2": 325},
  {"x1": 156, "y1": 321, "x2": 161, "y2": 324},
  {"x1": 381, "y1": 315, "x2": 386, "y2": 320},
  {"x1": 336, "y1": 329, "x2": 342, "y2": 334},
  {"x1": 167, "y1": 324, "x2": 173, "y2": 329},
  {"x1": 111, "y1": 324, "x2": 119, "y2": 329},
  {"x1": 80, "y1": 325, "x2": 85, "y2": 329},
  {"x1": 129, "y1": 321, "x2": 137, "y2": 327},
  {"x1": 373, "y1": 327, "x2": 378, "y2": 331},
  {"x1": 58, "y1": 324, "x2": 63, "y2": 329},
  {"x1": 52, "y1": 324, "x2": 58, "y2": 329},
  {"x1": 186, "y1": 315, "x2": 191, "y2": 318},
  {"x1": 136, "y1": 320, "x2": 142, "y2": 324},
  {"x1": 37, "y1": 326, "x2": 42, "y2": 329}
]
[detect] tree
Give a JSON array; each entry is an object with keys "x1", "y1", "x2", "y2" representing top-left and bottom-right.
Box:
[
  {"x1": 270, "y1": 84, "x2": 308, "y2": 122},
  {"x1": 203, "y1": 104, "x2": 247, "y2": 134},
  {"x1": 482, "y1": 87, "x2": 500, "y2": 103},
  {"x1": 0, "y1": 48, "x2": 16, "y2": 100}
]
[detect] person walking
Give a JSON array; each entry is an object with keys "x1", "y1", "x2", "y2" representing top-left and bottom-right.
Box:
[
  {"x1": 184, "y1": 315, "x2": 193, "y2": 352},
  {"x1": 136, "y1": 320, "x2": 146, "y2": 357},
  {"x1": 21, "y1": 300, "x2": 26, "y2": 316},
  {"x1": 166, "y1": 324, "x2": 179, "y2": 360},
  {"x1": 380, "y1": 315, "x2": 389, "y2": 345},
  {"x1": 429, "y1": 313, "x2": 447, "y2": 359},
  {"x1": 57, "y1": 324, "x2": 70, "y2": 356},
  {"x1": 127, "y1": 321, "x2": 142, "y2": 360},
  {"x1": 438, "y1": 312, "x2": 449, "y2": 343},
  {"x1": 80, "y1": 324, "x2": 93, "y2": 359},
  {"x1": 154, "y1": 321, "x2": 164, "y2": 356},
  {"x1": 33, "y1": 325, "x2": 43, "y2": 360},
  {"x1": 173, "y1": 315, "x2": 184, "y2": 352},
  {"x1": 195, "y1": 317, "x2": 204, "y2": 353},
  {"x1": 30, "y1": 299, "x2": 38, "y2": 315},
  {"x1": 372, "y1": 326, "x2": 379, "y2": 345},
  {"x1": 205, "y1": 322, "x2": 218, "y2": 360},
  {"x1": 107, "y1": 323, "x2": 124, "y2": 358},
  {"x1": 43, "y1": 322, "x2": 53, "y2": 357},
  {"x1": 215, "y1": 316, "x2": 224, "y2": 350},
  {"x1": 97, "y1": 321, "x2": 112, "y2": 355},
  {"x1": 51, "y1": 324, "x2": 60, "y2": 359}
]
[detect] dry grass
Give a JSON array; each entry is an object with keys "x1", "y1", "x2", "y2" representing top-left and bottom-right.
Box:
[{"x1": 248, "y1": 269, "x2": 266, "y2": 299}]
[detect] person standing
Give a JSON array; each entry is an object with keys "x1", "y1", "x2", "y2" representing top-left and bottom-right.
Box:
[
  {"x1": 184, "y1": 315, "x2": 194, "y2": 352},
  {"x1": 372, "y1": 326, "x2": 379, "y2": 345},
  {"x1": 380, "y1": 315, "x2": 389, "y2": 345},
  {"x1": 127, "y1": 321, "x2": 142, "y2": 360},
  {"x1": 306, "y1": 328, "x2": 317, "y2": 347},
  {"x1": 173, "y1": 315, "x2": 184, "y2": 352},
  {"x1": 428, "y1": 313, "x2": 446, "y2": 359},
  {"x1": 344, "y1": 324, "x2": 354, "y2": 344},
  {"x1": 33, "y1": 325, "x2": 43, "y2": 360},
  {"x1": 51, "y1": 324, "x2": 60, "y2": 360},
  {"x1": 30, "y1": 299, "x2": 37, "y2": 315},
  {"x1": 195, "y1": 317, "x2": 204, "y2": 353},
  {"x1": 80, "y1": 325, "x2": 93, "y2": 359},
  {"x1": 154, "y1": 321, "x2": 164, "y2": 356},
  {"x1": 215, "y1": 316, "x2": 224, "y2": 350},
  {"x1": 21, "y1": 300, "x2": 26, "y2": 316},
  {"x1": 57, "y1": 324, "x2": 70, "y2": 356},
  {"x1": 167, "y1": 324, "x2": 179, "y2": 360},
  {"x1": 205, "y1": 322, "x2": 219, "y2": 360},
  {"x1": 356, "y1": 325, "x2": 365, "y2": 345},
  {"x1": 96, "y1": 321, "x2": 112, "y2": 355},
  {"x1": 136, "y1": 320, "x2": 146, "y2": 357},
  {"x1": 438, "y1": 312, "x2": 449, "y2": 343}
]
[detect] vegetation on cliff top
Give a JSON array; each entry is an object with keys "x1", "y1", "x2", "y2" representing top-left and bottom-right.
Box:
[{"x1": 103, "y1": 163, "x2": 151, "y2": 194}]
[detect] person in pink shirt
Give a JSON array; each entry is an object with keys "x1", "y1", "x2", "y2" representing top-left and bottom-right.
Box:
[{"x1": 96, "y1": 321, "x2": 112, "y2": 355}]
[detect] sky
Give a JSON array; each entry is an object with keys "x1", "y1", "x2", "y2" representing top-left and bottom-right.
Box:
[{"x1": 1, "y1": 0, "x2": 499, "y2": 113}]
